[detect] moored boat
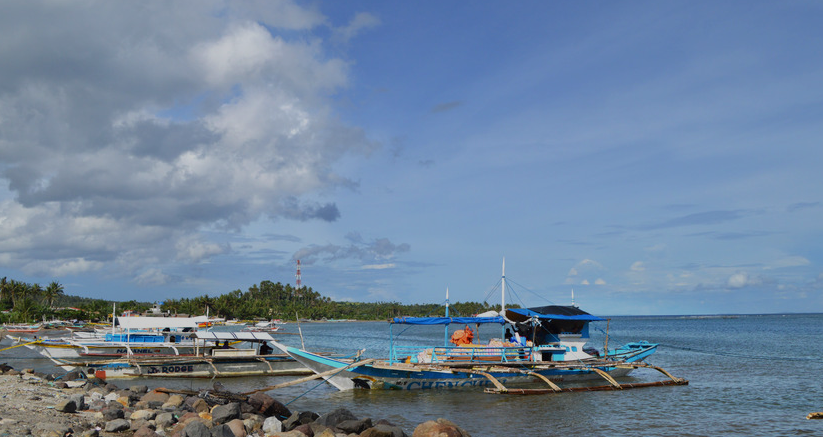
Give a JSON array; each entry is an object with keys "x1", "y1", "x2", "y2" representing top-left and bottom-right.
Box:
[
  {"x1": 50, "y1": 331, "x2": 315, "y2": 379},
  {"x1": 275, "y1": 261, "x2": 682, "y2": 392}
]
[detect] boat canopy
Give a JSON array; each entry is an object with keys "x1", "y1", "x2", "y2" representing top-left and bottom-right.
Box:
[
  {"x1": 116, "y1": 316, "x2": 210, "y2": 330},
  {"x1": 506, "y1": 306, "x2": 606, "y2": 322},
  {"x1": 192, "y1": 331, "x2": 275, "y2": 341},
  {"x1": 391, "y1": 316, "x2": 505, "y2": 325}
]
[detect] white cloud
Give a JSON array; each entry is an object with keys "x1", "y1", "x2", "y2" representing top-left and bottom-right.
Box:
[
  {"x1": 0, "y1": 1, "x2": 376, "y2": 284},
  {"x1": 594, "y1": 278, "x2": 606, "y2": 285},
  {"x1": 362, "y1": 263, "x2": 396, "y2": 270},
  {"x1": 333, "y1": 12, "x2": 381, "y2": 44},
  {"x1": 630, "y1": 261, "x2": 645, "y2": 272}
]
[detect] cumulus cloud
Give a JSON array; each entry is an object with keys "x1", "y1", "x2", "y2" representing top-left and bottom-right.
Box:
[
  {"x1": 0, "y1": 1, "x2": 377, "y2": 282},
  {"x1": 726, "y1": 271, "x2": 762, "y2": 289},
  {"x1": 333, "y1": 12, "x2": 381, "y2": 44},
  {"x1": 294, "y1": 235, "x2": 410, "y2": 266},
  {"x1": 630, "y1": 261, "x2": 645, "y2": 272}
]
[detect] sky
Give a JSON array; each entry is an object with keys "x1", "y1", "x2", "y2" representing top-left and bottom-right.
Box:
[{"x1": 0, "y1": 1, "x2": 821, "y2": 316}]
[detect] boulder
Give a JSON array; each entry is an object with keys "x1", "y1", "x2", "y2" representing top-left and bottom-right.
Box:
[
  {"x1": 105, "y1": 418, "x2": 132, "y2": 433},
  {"x1": 130, "y1": 409, "x2": 157, "y2": 421},
  {"x1": 227, "y1": 418, "x2": 247, "y2": 437},
  {"x1": 133, "y1": 425, "x2": 162, "y2": 437},
  {"x1": 362, "y1": 423, "x2": 408, "y2": 437},
  {"x1": 247, "y1": 392, "x2": 291, "y2": 419},
  {"x1": 314, "y1": 408, "x2": 357, "y2": 428},
  {"x1": 69, "y1": 392, "x2": 86, "y2": 410},
  {"x1": 102, "y1": 405, "x2": 125, "y2": 421},
  {"x1": 211, "y1": 402, "x2": 241, "y2": 425},
  {"x1": 55, "y1": 398, "x2": 77, "y2": 413},
  {"x1": 412, "y1": 419, "x2": 470, "y2": 437},
  {"x1": 129, "y1": 385, "x2": 149, "y2": 394},
  {"x1": 163, "y1": 394, "x2": 185, "y2": 409},
  {"x1": 292, "y1": 423, "x2": 314, "y2": 437},
  {"x1": 182, "y1": 420, "x2": 212, "y2": 437},
  {"x1": 141, "y1": 390, "x2": 170, "y2": 404},
  {"x1": 262, "y1": 416, "x2": 283, "y2": 434},
  {"x1": 156, "y1": 411, "x2": 177, "y2": 428},
  {"x1": 242, "y1": 415, "x2": 265, "y2": 434},
  {"x1": 336, "y1": 417, "x2": 372, "y2": 434},
  {"x1": 283, "y1": 411, "x2": 319, "y2": 431},
  {"x1": 190, "y1": 398, "x2": 210, "y2": 413},
  {"x1": 210, "y1": 423, "x2": 236, "y2": 437}
]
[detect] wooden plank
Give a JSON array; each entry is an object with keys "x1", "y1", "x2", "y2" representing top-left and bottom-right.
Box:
[{"x1": 484, "y1": 378, "x2": 689, "y2": 395}]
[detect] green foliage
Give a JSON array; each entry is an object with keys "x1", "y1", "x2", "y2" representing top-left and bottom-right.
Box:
[{"x1": 0, "y1": 276, "x2": 513, "y2": 322}]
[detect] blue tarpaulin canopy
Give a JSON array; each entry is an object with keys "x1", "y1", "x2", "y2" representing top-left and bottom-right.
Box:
[
  {"x1": 506, "y1": 307, "x2": 605, "y2": 322},
  {"x1": 391, "y1": 316, "x2": 506, "y2": 325}
]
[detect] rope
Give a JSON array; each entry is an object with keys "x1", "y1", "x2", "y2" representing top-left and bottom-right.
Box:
[
  {"x1": 660, "y1": 344, "x2": 819, "y2": 362},
  {"x1": 0, "y1": 339, "x2": 43, "y2": 352}
]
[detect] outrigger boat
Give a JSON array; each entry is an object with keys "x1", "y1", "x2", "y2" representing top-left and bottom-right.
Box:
[
  {"x1": 12, "y1": 315, "x2": 218, "y2": 361},
  {"x1": 275, "y1": 262, "x2": 687, "y2": 393},
  {"x1": 46, "y1": 331, "x2": 314, "y2": 379}
]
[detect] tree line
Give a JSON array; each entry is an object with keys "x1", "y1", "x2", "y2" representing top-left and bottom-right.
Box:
[{"x1": 0, "y1": 277, "x2": 508, "y2": 323}]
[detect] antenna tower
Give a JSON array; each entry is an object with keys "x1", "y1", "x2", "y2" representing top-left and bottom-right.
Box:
[{"x1": 296, "y1": 259, "x2": 302, "y2": 288}]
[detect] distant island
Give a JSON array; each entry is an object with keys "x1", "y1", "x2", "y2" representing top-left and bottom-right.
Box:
[{"x1": 0, "y1": 277, "x2": 505, "y2": 324}]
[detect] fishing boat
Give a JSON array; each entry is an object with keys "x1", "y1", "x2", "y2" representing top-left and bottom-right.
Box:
[
  {"x1": 12, "y1": 315, "x2": 217, "y2": 361},
  {"x1": 48, "y1": 331, "x2": 315, "y2": 379},
  {"x1": 242, "y1": 320, "x2": 281, "y2": 333},
  {"x1": 2, "y1": 323, "x2": 42, "y2": 333},
  {"x1": 275, "y1": 262, "x2": 684, "y2": 392}
]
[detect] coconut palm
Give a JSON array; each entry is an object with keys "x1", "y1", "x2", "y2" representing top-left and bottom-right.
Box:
[{"x1": 42, "y1": 281, "x2": 65, "y2": 308}]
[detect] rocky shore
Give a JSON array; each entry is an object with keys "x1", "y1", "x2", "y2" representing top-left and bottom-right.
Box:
[{"x1": 0, "y1": 366, "x2": 471, "y2": 437}]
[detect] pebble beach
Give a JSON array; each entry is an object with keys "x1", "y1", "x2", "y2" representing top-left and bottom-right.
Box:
[{"x1": 0, "y1": 366, "x2": 471, "y2": 437}]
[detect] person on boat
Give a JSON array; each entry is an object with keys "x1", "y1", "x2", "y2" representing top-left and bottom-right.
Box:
[
  {"x1": 220, "y1": 340, "x2": 231, "y2": 349},
  {"x1": 259, "y1": 342, "x2": 273, "y2": 355}
]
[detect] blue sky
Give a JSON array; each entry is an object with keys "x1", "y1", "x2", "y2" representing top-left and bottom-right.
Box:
[{"x1": 0, "y1": 1, "x2": 821, "y2": 315}]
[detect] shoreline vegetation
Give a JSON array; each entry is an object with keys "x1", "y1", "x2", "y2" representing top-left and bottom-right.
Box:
[
  {"x1": 0, "y1": 277, "x2": 508, "y2": 325},
  {"x1": 0, "y1": 365, "x2": 472, "y2": 437}
]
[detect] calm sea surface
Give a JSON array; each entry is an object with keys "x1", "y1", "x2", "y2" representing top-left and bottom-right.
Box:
[{"x1": 2, "y1": 314, "x2": 822, "y2": 436}]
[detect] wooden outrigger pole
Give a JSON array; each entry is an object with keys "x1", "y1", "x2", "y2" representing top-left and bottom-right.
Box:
[{"x1": 478, "y1": 361, "x2": 688, "y2": 395}]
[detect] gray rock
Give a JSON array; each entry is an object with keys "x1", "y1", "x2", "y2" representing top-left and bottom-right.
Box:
[
  {"x1": 102, "y1": 406, "x2": 125, "y2": 421},
  {"x1": 70, "y1": 393, "x2": 86, "y2": 410},
  {"x1": 182, "y1": 420, "x2": 212, "y2": 437},
  {"x1": 105, "y1": 418, "x2": 131, "y2": 433},
  {"x1": 262, "y1": 416, "x2": 282, "y2": 434},
  {"x1": 129, "y1": 385, "x2": 149, "y2": 394},
  {"x1": 55, "y1": 399, "x2": 77, "y2": 413},
  {"x1": 210, "y1": 423, "x2": 235, "y2": 437},
  {"x1": 133, "y1": 425, "x2": 162, "y2": 437},
  {"x1": 283, "y1": 411, "x2": 319, "y2": 431},
  {"x1": 211, "y1": 402, "x2": 241, "y2": 425},
  {"x1": 155, "y1": 411, "x2": 177, "y2": 428},
  {"x1": 338, "y1": 417, "x2": 373, "y2": 434},
  {"x1": 315, "y1": 408, "x2": 357, "y2": 428},
  {"x1": 362, "y1": 423, "x2": 408, "y2": 437},
  {"x1": 130, "y1": 409, "x2": 157, "y2": 421}
]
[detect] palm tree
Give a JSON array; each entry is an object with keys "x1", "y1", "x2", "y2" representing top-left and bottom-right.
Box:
[{"x1": 42, "y1": 281, "x2": 65, "y2": 308}]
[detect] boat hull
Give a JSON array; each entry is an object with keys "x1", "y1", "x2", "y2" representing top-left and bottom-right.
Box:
[
  {"x1": 281, "y1": 343, "x2": 656, "y2": 391},
  {"x1": 59, "y1": 354, "x2": 313, "y2": 379}
]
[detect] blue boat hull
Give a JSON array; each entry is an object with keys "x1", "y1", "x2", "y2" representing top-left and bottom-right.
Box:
[{"x1": 280, "y1": 342, "x2": 657, "y2": 391}]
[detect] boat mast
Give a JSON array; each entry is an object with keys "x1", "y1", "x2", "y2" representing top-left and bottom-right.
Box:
[
  {"x1": 501, "y1": 258, "x2": 506, "y2": 315},
  {"x1": 444, "y1": 287, "x2": 450, "y2": 346}
]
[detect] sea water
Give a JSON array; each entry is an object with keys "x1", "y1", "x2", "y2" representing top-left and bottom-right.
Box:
[{"x1": 2, "y1": 314, "x2": 821, "y2": 436}]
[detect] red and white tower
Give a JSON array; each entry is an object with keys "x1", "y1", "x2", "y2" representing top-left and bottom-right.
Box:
[{"x1": 295, "y1": 259, "x2": 302, "y2": 288}]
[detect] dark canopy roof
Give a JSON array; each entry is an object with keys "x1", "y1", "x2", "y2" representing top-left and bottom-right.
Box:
[{"x1": 506, "y1": 305, "x2": 605, "y2": 322}]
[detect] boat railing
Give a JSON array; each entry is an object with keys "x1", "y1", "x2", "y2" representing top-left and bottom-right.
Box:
[{"x1": 391, "y1": 345, "x2": 532, "y2": 364}]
